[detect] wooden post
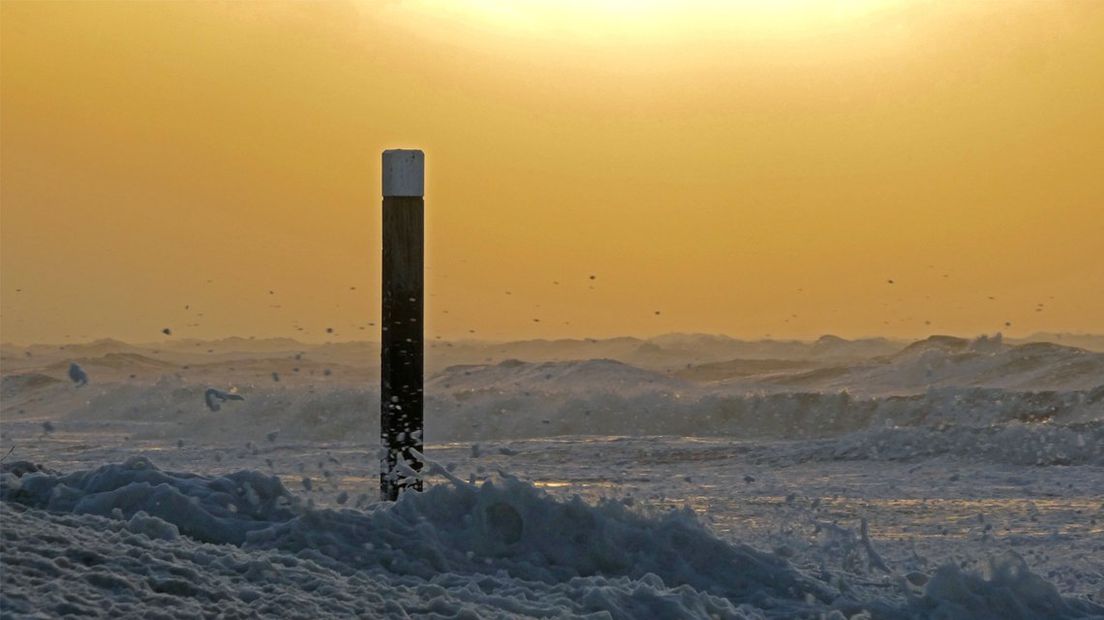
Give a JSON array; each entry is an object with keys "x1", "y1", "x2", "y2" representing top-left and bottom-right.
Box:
[{"x1": 380, "y1": 149, "x2": 424, "y2": 501}]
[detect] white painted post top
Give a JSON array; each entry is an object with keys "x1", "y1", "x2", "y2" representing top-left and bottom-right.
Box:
[{"x1": 382, "y1": 149, "x2": 424, "y2": 197}]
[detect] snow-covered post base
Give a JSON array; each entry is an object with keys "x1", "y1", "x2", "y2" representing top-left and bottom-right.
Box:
[{"x1": 380, "y1": 149, "x2": 425, "y2": 501}]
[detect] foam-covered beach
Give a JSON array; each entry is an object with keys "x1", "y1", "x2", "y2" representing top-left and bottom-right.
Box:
[{"x1": 3, "y1": 334, "x2": 1103, "y2": 618}]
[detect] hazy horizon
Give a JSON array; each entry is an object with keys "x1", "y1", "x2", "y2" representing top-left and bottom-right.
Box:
[{"x1": 5, "y1": 329, "x2": 1104, "y2": 349}]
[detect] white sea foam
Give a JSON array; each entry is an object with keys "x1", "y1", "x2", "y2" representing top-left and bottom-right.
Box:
[
  {"x1": 4, "y1": 457, "x2": 1102, "y2": 619},
  {"x1": 3, "y1": 336, "x2": 1103, "y2": 617},
  {"x1": 28, "y1": 377, "x2": 1099, "y2": 464}
]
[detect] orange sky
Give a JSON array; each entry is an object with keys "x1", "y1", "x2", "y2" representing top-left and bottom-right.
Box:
[{"x1": 2, "y1": 0, "x2": 1102, "y2": 344}]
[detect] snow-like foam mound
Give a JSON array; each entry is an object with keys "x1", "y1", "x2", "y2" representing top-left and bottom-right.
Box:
[
  {"x1": 2, "y1": 457, "x2": 295, "y2": 545},
  {"x1": 910, "y1": 552, "x2": 1104, "y2": 619},
  {"x1": 1, "y1": 458, "x2": 827, "y2": 609},
  {"x1": 4, "y1": 458, "x2": 1103, "y2": 619}
]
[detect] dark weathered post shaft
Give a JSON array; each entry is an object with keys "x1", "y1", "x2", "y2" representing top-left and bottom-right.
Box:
[{"x1": 380, "y1": 149, "x2": 424, "y2": 501}]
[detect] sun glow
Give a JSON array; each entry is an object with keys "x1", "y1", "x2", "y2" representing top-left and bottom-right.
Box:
[{"x1": 388, "y1": 0, "x2": 915, "y2": 43}]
